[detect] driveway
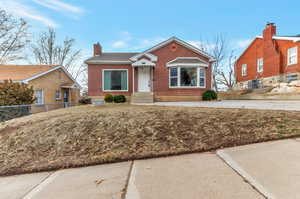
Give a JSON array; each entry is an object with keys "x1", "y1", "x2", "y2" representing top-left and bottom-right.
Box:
[
  {"x1": 134, "y1": 100, "x2": 300, "y2": 111},
  {"x1": 2, "y1": 139, "x2": 300, "y2": 199}
]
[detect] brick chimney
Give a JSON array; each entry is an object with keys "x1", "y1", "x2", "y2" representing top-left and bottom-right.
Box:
[
  {"x1": 93, "y1": 42, "x2": 102, "y2": 56},
  {"x1": 263, "y1": 22, "x2": 276, "y2": 41}
]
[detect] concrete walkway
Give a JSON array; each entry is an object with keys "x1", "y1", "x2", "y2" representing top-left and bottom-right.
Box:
[
  {"x1": 133, "y1": 100, "x2": 300, "y2": 111},
  {"x1": 2, "y1": 138, "x2": 300, "y2": 198}
]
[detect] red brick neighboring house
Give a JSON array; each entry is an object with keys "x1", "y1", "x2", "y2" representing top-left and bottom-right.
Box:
[
  {"x1": 235, "y1": 23, "x2": 300, "y2": 89},
  {"x1": 85, "y1": 37, "x2": 215, "y2": 102}
]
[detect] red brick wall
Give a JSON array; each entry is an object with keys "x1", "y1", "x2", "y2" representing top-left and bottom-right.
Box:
[
  {"x1": 88, "y1": 41, "x2": 212, "y2": 99},
  {"x1": 276, "y1": 40, "x2": 300, "y2": 74},
  {"x1": 236, "y1": 25, "x2": 300, "y2": 83},
  {"x1": 88, "y1": 64, "x2": 133, "y2": 96},
  {"x1": 236, "y1": 38, "x2": 264, "y2": 82},
  {"x1": 151, "y1": 41, "x2": 212, "y2": 97}
]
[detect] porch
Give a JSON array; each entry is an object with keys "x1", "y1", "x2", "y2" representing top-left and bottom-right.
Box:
[
  {"x1": 131, "y1": 58, "x2": 155, "y2": 103},
  {"x1": 61, "y1": 83, "x2": 80, "y2": 106}
]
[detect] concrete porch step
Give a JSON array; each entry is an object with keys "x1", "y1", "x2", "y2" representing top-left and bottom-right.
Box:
[
  {"x1": 132, "y1": 92, "x2": 153, "y2": 96},
  {"x1": 131, "y1": 92, "x2": 154, "y2": 103}
]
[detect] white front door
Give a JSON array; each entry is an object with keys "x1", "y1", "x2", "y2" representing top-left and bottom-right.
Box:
[{"x1": 138, "y1": 67, "x2": 151, "y2": 92}]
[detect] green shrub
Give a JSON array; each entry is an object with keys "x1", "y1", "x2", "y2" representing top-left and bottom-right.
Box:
[
  {"x1": 104, "y1": 94, "x2": 113, "y2": 103},
  {"x1": 0, "y1": 80, "x2": 35, "y2": 106},
  {"x1": 202, "y1": 90, "x2": 218, "y2": 101},
  {"x1": 113, "y1": 95, "x2": 126, "y2": 103}
]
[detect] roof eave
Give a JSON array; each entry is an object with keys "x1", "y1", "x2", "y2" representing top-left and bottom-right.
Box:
[
  {"x1": 85, "y1": 61, "x2": 132, "y2": 65},
  {"x1": 23, "y1": 65, "x2": 82, "y2": 89}
]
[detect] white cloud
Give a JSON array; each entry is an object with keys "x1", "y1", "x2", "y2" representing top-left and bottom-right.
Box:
[
  {"x1": 0, "y1": 0, "x2": 58, "y2": 27},
  {"x1": 237, "y1": 39, "x2": 252, "y2": 48},
  {"x1": 131, "y1": 37, "x2": 166, "y2": 50},
  {"x1": 0, "y1": 0, "x2": 85, "y2": 27},
  {"x1": 188, "y1": 40, "x2": 216, "y2": 51},
  {"x1": 31, "y1": 0, "x2": 84, "y2": 14},
  {"x1": 120, "y1": 31, "x2": 132, "y2": 41},
  {"x1": 112, "y1": 41, "x2": 128, "y2": 48}
]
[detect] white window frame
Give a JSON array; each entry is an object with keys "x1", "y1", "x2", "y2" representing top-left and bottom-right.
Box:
[
  {"x1": 169, "y1": 67, "x2": 178, "y2": 87},
  {"x1": 35, "y1": 89, "x2": 44, "y2": 105},
  {"x1": 288, "y1": 47, "x2": 298, "y2": 66},
  {"x1": 257, "y1": 58, "x2": 263, "y2": 73},
  {"x1": 55, "y1": 90, "x2": 61, "y2": 100},
  {"x1": 242, "y1": 64, "x2": 247, "y2": 76},
  {"x1": 199, "y1": 68, "x2": 206, "y2": 88},
  {"x1": 102, "y1": 69, "x2": 129, "y2": 92},
  {"x1": 169, "y1": 66, "x2": 206, "y2": 88}
]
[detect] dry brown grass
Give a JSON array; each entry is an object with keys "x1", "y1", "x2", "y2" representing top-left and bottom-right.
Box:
[{"x1": 1, "y1": 104, "x2": 300, "y2": 176}]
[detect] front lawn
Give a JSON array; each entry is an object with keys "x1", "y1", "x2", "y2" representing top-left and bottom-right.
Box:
[{"x1": 1, "y1": 104, "x2": 300, "y2": 176}]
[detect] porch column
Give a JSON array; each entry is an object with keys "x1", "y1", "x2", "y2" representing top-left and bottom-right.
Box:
[
  {"x1": 151, "y1": 67, "x2": 154, "y2": 92},
  {"x1": 132, "y1": 67, "x2": 135, "y2": 94},
  {"x1": 69, "y1": 88, "x2": 72, "y2": 104}
]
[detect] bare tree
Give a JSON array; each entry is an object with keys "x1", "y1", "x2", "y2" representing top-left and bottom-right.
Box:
[
  {"x1": 0, "y1": 9, "x2": 29, "y2": 64},
  {"x1": 216, "y1": 50, "x2": 236, "y2": 90},
  {"x1": 199, "y1": 34, "x2": 228, "y2": 91},
  {"x1": 31, "y1": 28, "x2": 83, "y2": 79}
]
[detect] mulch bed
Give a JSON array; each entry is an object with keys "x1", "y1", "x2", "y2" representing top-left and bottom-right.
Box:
[{"x1": 0, "y1": 104, "x2": 300, "y2": 176}]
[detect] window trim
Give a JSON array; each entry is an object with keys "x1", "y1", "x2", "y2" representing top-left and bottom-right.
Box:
[
  {"x1": 241, "y1": 64, "x2": 247, "y2": 76},
  {"x1": 169, "y1": 66, "x2": 206, "y2": 88},
  {"x1": 102, "y1": 69, "x2": 129, "y2": 92},
  {"x1": 55, "y1": 90, "x2": 61, "y2": 100},
  {"x1": 257, "y1": 58, "x2": 263, "y2": 73},
  {"x1": 287, "y1": 46, "x2": 298, "y2": 66},
  {"x1": 35, "y1": 89, "x2": 44, "y2": 105}
]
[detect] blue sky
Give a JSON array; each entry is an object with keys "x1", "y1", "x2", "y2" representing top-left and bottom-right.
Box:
[{"x1": 1, "y1": 0, "x2": 300, "y2": 58}]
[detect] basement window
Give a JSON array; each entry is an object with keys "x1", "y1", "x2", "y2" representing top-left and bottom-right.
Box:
[
  {"x1": 288, "y1": 47, "x2": 298, "y2": 65},
  {"x1": 286, "y1": 74, "x2": 298, "y2": 82}
]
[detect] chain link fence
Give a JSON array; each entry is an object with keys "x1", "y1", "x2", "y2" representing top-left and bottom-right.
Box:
[{"x1": 0, "y1": 103, "x2": 76, "y2": 122}]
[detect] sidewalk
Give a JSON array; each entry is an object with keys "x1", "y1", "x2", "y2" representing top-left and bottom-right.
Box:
[{"x1": 1, "y1": 138, "x2": 300, "y2": 199}]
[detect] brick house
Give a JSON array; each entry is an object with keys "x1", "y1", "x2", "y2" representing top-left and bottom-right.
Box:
[
  {"x1": 0, "y1": 65, "x2": 81, "y2": 106},
  {"x1": 235, "y1": 23, "x2": 300, "y2": 90},
  {"x1": 85, "y1": 37, "x2": 215, "y2": 102}
]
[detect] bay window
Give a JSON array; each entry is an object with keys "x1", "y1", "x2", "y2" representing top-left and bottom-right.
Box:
[
  {"x1": 169, "y1": 67, "x2": 206, "y2": 88},
  {"x1": 180, "y1": 67, "x2": 197, "y2": 86},
  {"x1": 103, "y1": 69, "x2": 128, "y2": 91}
]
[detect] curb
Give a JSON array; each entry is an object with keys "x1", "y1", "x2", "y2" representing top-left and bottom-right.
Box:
[
  {"x1": 216, "y1": 150, "x2": 276, "y2": 199},
  {"x1": 22, "y1": 170, "x2": 63, "y2": 199}
]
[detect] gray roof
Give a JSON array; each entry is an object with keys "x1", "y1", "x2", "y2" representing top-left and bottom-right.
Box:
[
  {"x1": 85, "y1": 53, "x2": 138, "y2": 64},
  {"x1": 169, "y1": 58, "x2": 207, "y2": 64},
  {"x1": 167, "y1": 57, "x2": 209, "y2": 67}
]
